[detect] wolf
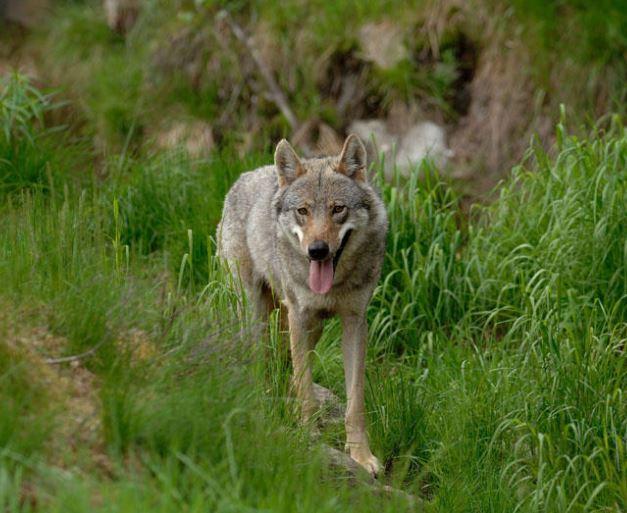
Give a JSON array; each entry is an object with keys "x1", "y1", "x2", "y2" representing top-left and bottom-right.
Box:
[{"x1": 217, "y1": 134, "x2": 388, "y2": 476}]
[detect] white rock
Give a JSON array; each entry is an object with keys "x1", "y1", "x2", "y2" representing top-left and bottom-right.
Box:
[
  {"x1": 397, "y1": 121, "x2": 454, "y2": 172},
  {"x1": 349, "y1": 119, "x2": 395, "y2": 154},
  {"x1": 348, "y1": 119, "x2": 453, "y2": 180}
]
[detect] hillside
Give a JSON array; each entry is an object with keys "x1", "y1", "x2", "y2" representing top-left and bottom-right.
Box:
[{"x1": 2, "y1": 0, "x2": 625, "y2": 193}]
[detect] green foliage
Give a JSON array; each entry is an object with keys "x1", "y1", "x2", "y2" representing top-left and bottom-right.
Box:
[
  {"x1": 365, "y1": 119, "x2": 626, "y2": 508},
  {"x1": 0, "y1": 74, "x2": 87, "y2": 197},
  {"x1": 0, "y1": 73, "x2": 55, "y2": 194},
  {"x1": 511, "y1": 0, "x2": 627, "y2": 65},
  {"x1": 110, "y1": 149, "x2": 264, "y2": 284},
  {"x1": 372, "y1": 119, "x2": 626, "y2": 352},
  {"x1": 468, "y1": 121, "x2": 626, "y2": 333},
  {"x1": 0, "y1": 73, "x2": 48, "y2": 145}
]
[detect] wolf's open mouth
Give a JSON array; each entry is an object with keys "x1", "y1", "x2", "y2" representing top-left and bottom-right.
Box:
[
  {"x1": 333, "y1": 229, "x2": 352, "y2": 271},
  {"x1": 308, "y1": 230, "x2": 352, "y2": 295}
]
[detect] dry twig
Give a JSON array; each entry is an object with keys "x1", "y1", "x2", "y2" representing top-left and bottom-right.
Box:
[
  {"x1": 217, "y1": 10, "x2": 299, "y2": 131},
  {"x1": 44, "y1": 339, "x2": 107, "y2": 365}
]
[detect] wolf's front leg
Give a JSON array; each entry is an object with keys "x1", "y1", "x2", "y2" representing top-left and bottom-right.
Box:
[
  {"x1": 287, "y1": 306, "x2": 322, "y2": 422},
  {"x1": 341, "y1": 313, "x2": 382, "y2": 477}
]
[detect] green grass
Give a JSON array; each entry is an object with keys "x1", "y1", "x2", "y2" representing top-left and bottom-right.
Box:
[
  {"x1": 0, "y1": 73, "x2": 87, "y2": 196},
  {"x1": 0, "y1": 75, "x2": 625, "y2": 512}
]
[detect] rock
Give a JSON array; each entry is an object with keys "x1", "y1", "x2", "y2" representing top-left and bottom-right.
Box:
[
  {"x1": 320, "y1": 444, "x2": 424, "y2": 506},
  {"x1": 103, "y1": 0, "x2": 139, "y2": 35},
  {"x1": 312, "y1": 383, "x2": 345, "y2": 424},
  {"x1": 154, "y1": 119, "x2": 215, "y2": 158},
  {"x1": 321, "y1": 444, "x2": 374, "y2": 482},
  {"x1": 396, "y1": 121, "x2": 454, "y2": 172},
  {"x1": 358, "y1": 21, "x2": 407, "y2": 70},
  {"x1": 349, "y1": 118, "x2": 453, "y2": 180}
]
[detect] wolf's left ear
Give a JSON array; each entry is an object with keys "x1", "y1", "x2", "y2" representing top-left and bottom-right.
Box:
[
  {"x1": 337, "y1": 134, "x2": 367, "y2": 182},
  {"x1": 275, "y1": 139, "x2": 304, "y2": 188}
]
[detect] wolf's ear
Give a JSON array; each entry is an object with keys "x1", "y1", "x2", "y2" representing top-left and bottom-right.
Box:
[
  {"x1": 337, "y1": 134, "x2": 367, "y2": 182},
  {"x1": 275, "y1": 139, "x2": 304, "y2": 188}
]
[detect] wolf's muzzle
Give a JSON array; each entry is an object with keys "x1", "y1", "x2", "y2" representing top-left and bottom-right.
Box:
[{"x1": 308, "y1": 240, "x2": 330, "y2": 261}]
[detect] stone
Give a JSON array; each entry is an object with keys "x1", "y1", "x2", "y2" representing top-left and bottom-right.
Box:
[
  {"x1": 349, "y1": 118, "x2": 453, "y2": 180},
  {"x1": 396, "y1": 121, "x2": 454, "y2": 172}
]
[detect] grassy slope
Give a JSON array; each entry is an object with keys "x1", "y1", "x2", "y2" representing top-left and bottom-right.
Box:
[{"x1": 0, "y1": 74, "x2": 625, "y2": 512}]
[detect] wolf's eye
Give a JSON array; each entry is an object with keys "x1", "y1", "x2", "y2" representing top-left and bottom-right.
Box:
[
  {"x1": 297, "y1": 207, "x2": 308, "y2": 215},
  {"x1": 332, "y1": 205, "x2": 346, "y2": 214}
]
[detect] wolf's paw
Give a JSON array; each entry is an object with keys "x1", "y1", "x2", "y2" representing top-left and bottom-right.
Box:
[{"x1": 350, "y1": 449, "x2": 383, "y2": 478}]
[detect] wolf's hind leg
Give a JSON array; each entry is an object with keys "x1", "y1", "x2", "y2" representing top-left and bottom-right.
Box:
[
  {"x1": 222, "y1": 254, "x2": 269, "y2": 337},
  {"x1": 240, "y1": 278, "x2": 274, "y2": 342}
]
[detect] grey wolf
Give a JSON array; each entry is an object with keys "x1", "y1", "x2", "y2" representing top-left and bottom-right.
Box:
[{"x1": 217, "y1": 134, "x2": 388, "y2": 476}]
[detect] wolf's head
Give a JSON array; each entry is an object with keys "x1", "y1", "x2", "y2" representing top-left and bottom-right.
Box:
[{"x1": 274, "y1": 134, "x2": 377, "y2": 295}]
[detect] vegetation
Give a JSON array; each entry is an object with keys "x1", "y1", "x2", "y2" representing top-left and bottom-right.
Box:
[
  {"x1": 0, "y1": 71, "x2": 624, "y2": 511},
  {"x1": 24, "y1": 0, "x2": 627, "y2": 178}
]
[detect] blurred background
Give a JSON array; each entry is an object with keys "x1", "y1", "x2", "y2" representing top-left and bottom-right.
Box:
[{"x1": 1, "y1": 0, "x2": 625, "y2": 197}]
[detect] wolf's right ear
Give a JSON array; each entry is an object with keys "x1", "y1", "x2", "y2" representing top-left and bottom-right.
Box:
[
  {"x1": 337, "y1": 134, "x2": 367, "y2": 182},
  {"x1": 275, "y1": 139, "x2": 304, "y2": 188}
]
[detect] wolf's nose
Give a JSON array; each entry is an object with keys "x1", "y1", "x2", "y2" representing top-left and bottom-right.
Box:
[{"x1": 308, "y1": 240, "x2": 330, "y2": 261}]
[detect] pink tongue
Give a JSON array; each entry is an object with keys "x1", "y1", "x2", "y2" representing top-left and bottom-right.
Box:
[{"x1": 308, "y1": 259, "x2": 334, "y2": 294}]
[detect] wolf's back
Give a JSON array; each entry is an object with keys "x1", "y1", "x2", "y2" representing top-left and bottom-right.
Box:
[{"x1": 217, "y1": 165, "x2": 279, "y2": 284}]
